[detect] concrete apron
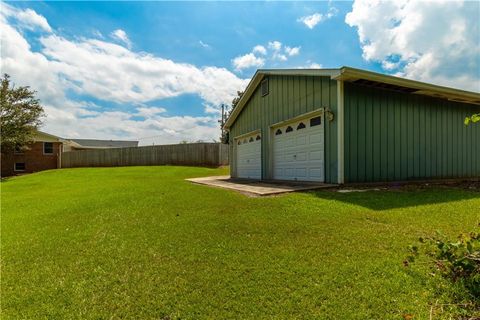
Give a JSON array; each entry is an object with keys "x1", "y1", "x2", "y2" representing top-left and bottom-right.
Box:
[{"x1": 186, "y1": 175, "x2": 337, "y2": 196}]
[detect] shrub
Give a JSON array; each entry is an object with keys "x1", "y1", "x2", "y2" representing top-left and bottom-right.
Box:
[{"x1": 405, "y1": 226, "x2": 480, "y2": 313}]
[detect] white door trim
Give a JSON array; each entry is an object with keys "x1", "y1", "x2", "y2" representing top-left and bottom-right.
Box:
[
  {"x1": 233, "y1": 129, "x2": 261, "y2": 141},
  {"x1": 270, "y1": 108, "x2": 325, "y2": 129}
]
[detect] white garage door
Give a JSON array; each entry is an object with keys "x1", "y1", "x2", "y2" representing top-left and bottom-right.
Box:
[
  {"x1": 273, "y1": 115, "x2": 324, "y2": 182},
  {"x1": 236, "y1": 133, "x2": 262, "y2": 179}
]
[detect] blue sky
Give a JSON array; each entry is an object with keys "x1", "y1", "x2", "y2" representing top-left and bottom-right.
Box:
[{"x1": 1, "y1": 1, "x2": 479, "y2": 144}]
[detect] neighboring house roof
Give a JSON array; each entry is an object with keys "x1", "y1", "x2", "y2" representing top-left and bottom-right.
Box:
[
  {"x1": 31, "y1": 130, "x2": 139, "y2": 149},
  {"x1": 67, "y1": 139, "x2": 139, "y2": 149},
  {"x1": 34, "y1": 130, "x2": 64, "y2": 143},
  {"x1": 224, "y1": 66, "x2": 480, "y2": 129}
]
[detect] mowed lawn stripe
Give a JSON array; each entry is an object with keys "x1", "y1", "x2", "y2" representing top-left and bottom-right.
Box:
[{"x1": 1, "y1": 166, "x2": 479, "y2": 319}]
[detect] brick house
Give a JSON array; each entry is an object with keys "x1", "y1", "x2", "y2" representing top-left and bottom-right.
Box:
[{"x1": 1, "y1": 131, "x2": 64, "y2": 177}]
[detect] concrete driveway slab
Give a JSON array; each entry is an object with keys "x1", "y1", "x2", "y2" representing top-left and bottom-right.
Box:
[{"x1": 186, "y1": 175, "x2": 337, "y2": 196}]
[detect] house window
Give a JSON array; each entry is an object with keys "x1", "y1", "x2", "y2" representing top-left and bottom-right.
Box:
[
  {"x1": 275, "y1": 129, "x2": 282, "y2": 135},
  {"x1": 261, "y1": 78, "x2": 269, "y2": 96},
  {"x1": 297, "y1": 122, "x2": 306, "y2": 130},
  {"x1": 256, "y1": 135, "x2": 261, "y2": 141},
  {"x1": 286, "y1": 126, "x2": 293, "y2": 133},
  {"x1": 237, "y1": 140, "x2": 241, "y2": 145},
  {"x1": 249, "y1": 137, "x2": 254, "y2": 142},
  {"x1": 44, "y1": 142, "x2": 53, "y2": 154},
  {"x1": 14, "y1": 146, "x2": 24, "y2": 154},
  {"x1": 14, "y1": 162, "x2": 25, "y2": 171},
  {"x1": 310, "y1": 116, "x2": 321, "y2": 127}
]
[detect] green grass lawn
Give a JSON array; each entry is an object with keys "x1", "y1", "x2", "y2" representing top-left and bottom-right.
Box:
[{"x1": 1, "y1": 166, "x2": 479, "y2": 319}]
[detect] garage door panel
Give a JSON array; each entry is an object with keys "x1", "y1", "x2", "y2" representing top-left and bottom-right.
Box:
[
  {"x1": 285, "y1": 137, "x2": 295, "y2": 147},
  {"x1": 273, "y1": 115, "x2": 325, "y2": 182},
  {"x1": 296, "y1": 152, "x2": 307, "y2": 161},
  {"x1": 284, "y1": 168, "x2": 295, "y2": 178},
  {"x1": 296, "y1": 135, "x2": 307, "y2": 145},
  {"x1": 309, "y1": 168, "x2": 323, "y2": 179},
  {"x1": 274, "y1": 168, "x2": 283, "y2": 177},
  {"x1": 309, "y1": 132, "x2": 323, "y2": 144},
  {"x1": 236, "y1": 133, "x2": 261, "y2": 179},
  {"x1": 296, "y1": 168, "x2": 307, "y2": 178},
  {"x1": 310, "y1": 150, "x2": 322, "y2": 161}
]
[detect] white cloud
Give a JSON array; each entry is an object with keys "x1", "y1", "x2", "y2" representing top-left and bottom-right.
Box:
[
  {"x1": 110, "y1": 29, "x2": 131, "y2": 48},
  {"x1": 381, "y1": 60, "x2": 398, "y2": 71},
  {"x1": 92, "y1": 29, "x2": 104, "y2": 38},
  {"x1": 203, "y1": 103, "x2": 222, "y2": 115},
  {"x1": 252, "y1": 45, "x2": 267, "y2": 55},
  {"x1": 135, "y1": 106, "x2": 166, "y2": 117},
  {"x1": 274, "y1": 53, "x2": 288, "y2": 62},
  {"x1": 294, "y1": 61, "x2": 323, "y2": 69},
  {"x1": 308, "y1": 62, "x2": 322, "y2": 68},
  {"x1": 298, "y1": 13, "x2": 323, "y2": 29},
  {"x1": 285, "y1": 46, "x2": 300, "y2": 57},
  {"x1": 199, "y1": 40, "x2": 210, "y2": 48},
  {"x1": 18, "y1": 9, "x2": 52, "y2": 32},
  {"x1": 232, "y1": 41, "x2": 302, "y2": 70},
  {"x1": 35, "y1": 35, "x2": 247, "y2": 106},
  {"x1": 1, "y1": 4, "x2": 52, "y2": 32},
  {"x1": 346, "y1": 0, "x2": 480, "y2": 91},
  {"x1": 298, "y1": 7, "x2": 337, "y2": 29},
  {"x1": 267, "y1": 41, "x2": 289, "y2": 61},
  {"x1": 232, "y1": 53, "x2": 265, "y2": 71},
  {"x1": 268, "y1": 40, "x2": 282, "y2": 51},
  {"x1": 0, "y1": 4, "x2": 249, "y2": 143}
]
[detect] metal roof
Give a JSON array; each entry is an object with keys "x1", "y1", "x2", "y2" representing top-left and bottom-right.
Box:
[{"x1": 224, "y1": 66, "x2": 480, "y2": 129}]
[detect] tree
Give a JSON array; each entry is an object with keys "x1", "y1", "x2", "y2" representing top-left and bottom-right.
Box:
[
  {"x1": 219, "y1": 91, "x2": 244, "y2": 144},
  {"x1": 465, "y1": 113, "x2": 480, "y2": 125},
  {"x1": 0, "y1": 74, "x2": 44, "y2": 152},
  {"x1": 230, "y1": 90, "x2": 244, "y2": 112}
]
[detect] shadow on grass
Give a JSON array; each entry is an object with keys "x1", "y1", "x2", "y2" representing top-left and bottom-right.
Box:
[{"x1": 305, "y1": 186, "x2": 479, "y2": 211}]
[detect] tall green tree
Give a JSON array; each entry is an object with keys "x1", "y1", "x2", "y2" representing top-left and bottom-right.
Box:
[{"x1": 0, "y1": 74, "x2": 45, "y2": 152}]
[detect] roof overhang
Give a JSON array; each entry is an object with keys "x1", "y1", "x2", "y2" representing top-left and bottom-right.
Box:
[
  {"x1": 334, "y1": 66, "x2": 480, "y2": 106},
  {"x1": 224, "y1": 66, "x2": 480, "y2": 129},
  {"x1": 34, "y1": 130, "x2": 64, "y2": 142}
]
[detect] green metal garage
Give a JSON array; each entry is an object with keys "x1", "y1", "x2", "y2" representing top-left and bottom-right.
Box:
[{"x1": 224, "y1": 67, "x2": 480, "y2": 184}]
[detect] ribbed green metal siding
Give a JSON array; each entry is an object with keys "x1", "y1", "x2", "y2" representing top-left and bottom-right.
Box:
[
  {"x1": 344, "y1": 82, "x2": 480, "y2": 182},
  {"x1": 229, "y1": 75, "x2": 338, "y2": 183}
]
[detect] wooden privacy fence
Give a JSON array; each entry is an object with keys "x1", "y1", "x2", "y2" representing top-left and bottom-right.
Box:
[{"x1": 61, "y1": 143, "x2": 229, "y2": 168}]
